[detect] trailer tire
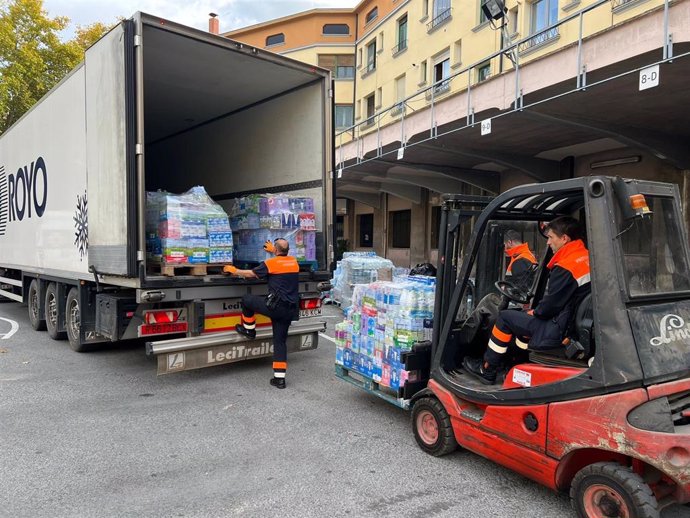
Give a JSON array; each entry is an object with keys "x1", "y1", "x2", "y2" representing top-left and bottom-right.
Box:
[
  {"x1": 411, "y1": 397, "x2": 458, "y2": 457},
  {"x1": 571, "y1": 462, "x2": 659, "y2": 518},
  {"x1": 65, "y1": 287, "x2": 90, "y2": 352},
  {"x1": 28, "y1": 279, "x2": 46, "y2": 331},
  {"x1": 44, "y1": 283, "x2": 67, "y2": 340}
]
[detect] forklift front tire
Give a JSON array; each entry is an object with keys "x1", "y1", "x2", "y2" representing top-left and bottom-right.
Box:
[
  {"x1": 570, "y1": 462, "x2": 659, "y2": 518},
  {"x1": 411, "y1": 397, "x2": 458, "y2": 457}
]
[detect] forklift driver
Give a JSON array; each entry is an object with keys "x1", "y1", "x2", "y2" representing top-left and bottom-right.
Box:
[
  {"x1": 463, "y1": 217, "x2": 591, "y2": 385},
  {"x1": 503, "y1": 229, "x2": 537, "y2": 292}
]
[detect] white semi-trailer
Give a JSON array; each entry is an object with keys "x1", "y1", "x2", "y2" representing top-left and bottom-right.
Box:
[{"x1": 0, "y1": 13, "x2": 333, "y2": 373}]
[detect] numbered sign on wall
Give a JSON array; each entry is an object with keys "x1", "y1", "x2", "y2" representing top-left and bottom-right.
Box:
[
  {"x1": 481, "y1": 118, "x2": 492, "y2": 136},
  {"x1": 639, "y1": 65, "x2": 660, "y2": 91}
]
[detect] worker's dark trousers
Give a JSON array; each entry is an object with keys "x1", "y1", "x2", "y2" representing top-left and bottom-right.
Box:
[
  {"x1": 241, "y1": 294, "x2": 295, "y2": 379},
  {"x1": 484, "y1": 309, "x2": 564, "y2": 368}
]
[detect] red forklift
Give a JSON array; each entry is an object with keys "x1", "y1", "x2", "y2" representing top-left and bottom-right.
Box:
[{"x1": 410, "y1": 176, "x2": 690, "y2": 517}]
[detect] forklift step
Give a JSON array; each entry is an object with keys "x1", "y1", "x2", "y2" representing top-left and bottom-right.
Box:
[{"x1": 334, "y1": 364, "x2": 410, "y2": 410}]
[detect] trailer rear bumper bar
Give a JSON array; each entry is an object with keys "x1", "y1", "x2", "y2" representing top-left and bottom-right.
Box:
[{"x1": 146, "y1": 320, "x2": 326, "y2": 375}]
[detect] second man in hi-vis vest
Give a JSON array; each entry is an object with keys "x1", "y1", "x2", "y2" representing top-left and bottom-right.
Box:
[{"x1": 224, "y1": 238, "x2": 300, "y2": 389}]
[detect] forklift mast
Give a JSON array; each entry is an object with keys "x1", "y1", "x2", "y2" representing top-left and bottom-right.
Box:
[{"x1": 433, "y1": 195, "x2": 493, "y2": 360}]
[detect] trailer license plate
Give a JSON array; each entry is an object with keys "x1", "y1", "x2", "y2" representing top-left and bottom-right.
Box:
[
  {"x1": 299, "y1": 308, "x2": 322, "y2": 318},
  {"x1": 139, "y1": 322, "x2": 188, "y2": 336}
]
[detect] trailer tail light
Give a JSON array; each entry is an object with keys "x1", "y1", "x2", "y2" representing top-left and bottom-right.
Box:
[
  {"x1": 139, "y1": 308, "x2": 187, "y2": 337},
  {"x1": 299, "y1": 295, "x2": 322, "y2": 318},
  {"x1": 300, "y1": 297, "x2": 322, "y2": 310},
  {"x1": 145, "y1": 310, "x2": 180, "y2": 325},
  {"x1": 629, "y1": 194, "x2": 651, "y2": 217}
]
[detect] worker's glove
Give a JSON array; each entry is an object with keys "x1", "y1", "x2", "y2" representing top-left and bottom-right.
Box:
[
  {"x1": 223, "y1": 264, "x2": 238, "y2": 275},
  {"x1": 263, "y1": 240, "x2": 275, "y2": 253}
]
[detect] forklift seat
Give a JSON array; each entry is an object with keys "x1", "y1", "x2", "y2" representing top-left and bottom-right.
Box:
[{"x1": 529, "y1": 292, "x2": 594, "y2": 368}]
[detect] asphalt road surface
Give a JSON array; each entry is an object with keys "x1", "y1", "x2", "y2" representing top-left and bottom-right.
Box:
[{"x1": 1, "y1": 301, "x2": 687, "y2": 518}]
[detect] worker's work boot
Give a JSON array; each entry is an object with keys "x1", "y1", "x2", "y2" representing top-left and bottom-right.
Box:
[
  {"x1": 462, "y1": 357, "x2": 497, "y2": 385},
  {"x1": 269, "y1": 377, "x2": 286, "y2": 389},
  {"x1": 235, "y1": 324, "x2": 256, "y2": 340}
]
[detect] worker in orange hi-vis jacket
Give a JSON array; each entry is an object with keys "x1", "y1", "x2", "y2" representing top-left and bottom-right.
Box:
[
  {"x1": 464, "y1": 217, "x2": 591, "y2": 385},
  {"x1": 224, "y1": 238, "x2": 299, "y2": 389}
]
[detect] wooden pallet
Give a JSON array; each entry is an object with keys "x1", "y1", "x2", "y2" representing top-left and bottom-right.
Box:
[
  {"x1": 150, "y1": 263, "x2": 227, "y2": 277},
  {"x1": 334, "y1": 364, "x2": 409, "y2": 410}
]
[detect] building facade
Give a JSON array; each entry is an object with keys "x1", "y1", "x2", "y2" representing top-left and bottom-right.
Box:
[{"x1": 224, "y1": 0, "x2": 690, "y2": 267}]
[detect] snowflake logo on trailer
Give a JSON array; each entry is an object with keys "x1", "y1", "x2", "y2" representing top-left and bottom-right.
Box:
[{"x1": 73, "y1": 190, "x2": 88, "y2": 260}]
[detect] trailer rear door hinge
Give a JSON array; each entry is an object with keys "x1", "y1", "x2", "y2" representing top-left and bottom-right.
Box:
[
  {"x1": 135, "y1": 144, "x2": 143, "y2": 155},
  {"x1": 134, "y1": 35, "x2": 142, "y2": 47},
  {"x1": 329, "y1": 89, "x2": 333, "y2": 98}
]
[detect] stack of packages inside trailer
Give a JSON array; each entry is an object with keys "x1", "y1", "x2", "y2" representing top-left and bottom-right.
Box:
[{"x1": 334, "y1": 275, "x2": 436, "y2": 404}]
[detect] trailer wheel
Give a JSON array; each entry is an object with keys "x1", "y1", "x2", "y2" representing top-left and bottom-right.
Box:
[
  {"x1": 28, "y1": 279, "x2": 46, "y2": 331},
  {"x1": 45, "y1": 283, "x2": 67, "y2": 340},
  {"x1": 411, "y1": 397, "x2": 458, "y2": 457},
  {"x1": 571, "y1": 462, "x2": 659, "y2": 518},
  {"x1": 65, "y1": 287, "x2": 89, "y2": 352}
]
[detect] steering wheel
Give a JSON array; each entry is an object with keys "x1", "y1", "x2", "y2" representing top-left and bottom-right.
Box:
[{"x1": 495, "y1": 280, "x2": 531, "y2": 304}]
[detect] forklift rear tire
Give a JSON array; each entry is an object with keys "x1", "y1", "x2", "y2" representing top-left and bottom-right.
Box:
[
  {"x1": 412, "y1": 397, "x2": 458, "y2": 457},
  {"x1": 45, "y1": 283, "x2": 67, "y2": 340},
  {"x1": 570, "y1": 462, "x2": 659, "y2": 518},
  {"x1": 28, "y1": 279, "x2": 46, "y2": 331}
]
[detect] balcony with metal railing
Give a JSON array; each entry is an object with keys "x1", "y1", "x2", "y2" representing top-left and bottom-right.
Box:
[
  {"x1": 392, "y1": 39, "x2": 408, "y2": 57},
  {"x1": 336, "y1": 0, "x2": 682, "y2": 162},
  {"x1": 518, "y1": 26, "x2": 560, "y2": 54},
  {"x1": 427, "y1": 8, "x2": 452, "y2": 33}
]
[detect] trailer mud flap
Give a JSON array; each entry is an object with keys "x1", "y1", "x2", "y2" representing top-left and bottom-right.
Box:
[{"x1": 146, "y1": 321, "x2": 325, "y2": 375}]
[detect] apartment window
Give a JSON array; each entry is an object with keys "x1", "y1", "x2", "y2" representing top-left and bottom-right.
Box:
[
  {"x1": 480, "y1": 0, "x2": 490, "y2": 23},
  {"x1": 323, "y1": 24, "x2": 350, "y2": 35},
  {"x1": 366, "y1": 93, "x2": 376, "y2": 120},
  {"x1": 518, "y1": 0, "x2": 559, "y2": 51},
  {"x1": 452, "y1": 39, "x2": 462, "y2": 67},
  {"x1": 393, "y1": 75, "x2": 406, "y2": 115},
  {"x1": 389, "y1": 210, "x2": 411, "y2": 248},
  {"x1": 509, "y1": 6, "x2": 519, "y2": 34},
  {"x1": 477, "y1": 62, "x2": 491, "y2": 82},
  {"x1": 359, "y1": 214, "x2": 374, "y2": 247},
  {"x1": 366, "y1": 40, "x2": 377, "y2": 72},
  {"x1": 396, "y1": 75, "x2": 406, "y2": 103},
  {"x1": 335, "y1": 105, "x2": 354, "y2": 129},
  {"x1": 266, "y1": 33, "x2": 285, "y2": 46},
  {"x1": 428, "y1": 0, "x2": 452, "y2": 31},
  {"x1": 433, "y1": 0, "x2": 451, "y2": 18},
  {"x1": 366, "y1": 7, "x2": 379, "y2": 24},
  {"x1": 394, "y1": 15, "x2": 408, "y2": 54},
  {"x1": 418, "y1": 59, "x2": 428, "y2": 85},
  {"x1": 433, "y1": 53, "x2": 451, "y2": 93},
  {"x1": 531, "y1": 0, "x2": 558, "y2": 34},
  {"x1": 430, "y1": 206, "x2": 441, "y2": 249},
  {"x1": 318, "y1": 54, "x2": 355, "y2": 79}
]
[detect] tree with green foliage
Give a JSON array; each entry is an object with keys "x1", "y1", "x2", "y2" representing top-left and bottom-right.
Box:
[{"x1": 0, "y1": 0, "x2": 111, "y2": 134}]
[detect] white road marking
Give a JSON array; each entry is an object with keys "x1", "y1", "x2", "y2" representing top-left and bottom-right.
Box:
[
  {"x1": 0, "y1": 317, "x2": 19, "y2": 340},
  {"x1": 318, "y1": 333, "x2": 336, "y2": 344}
]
